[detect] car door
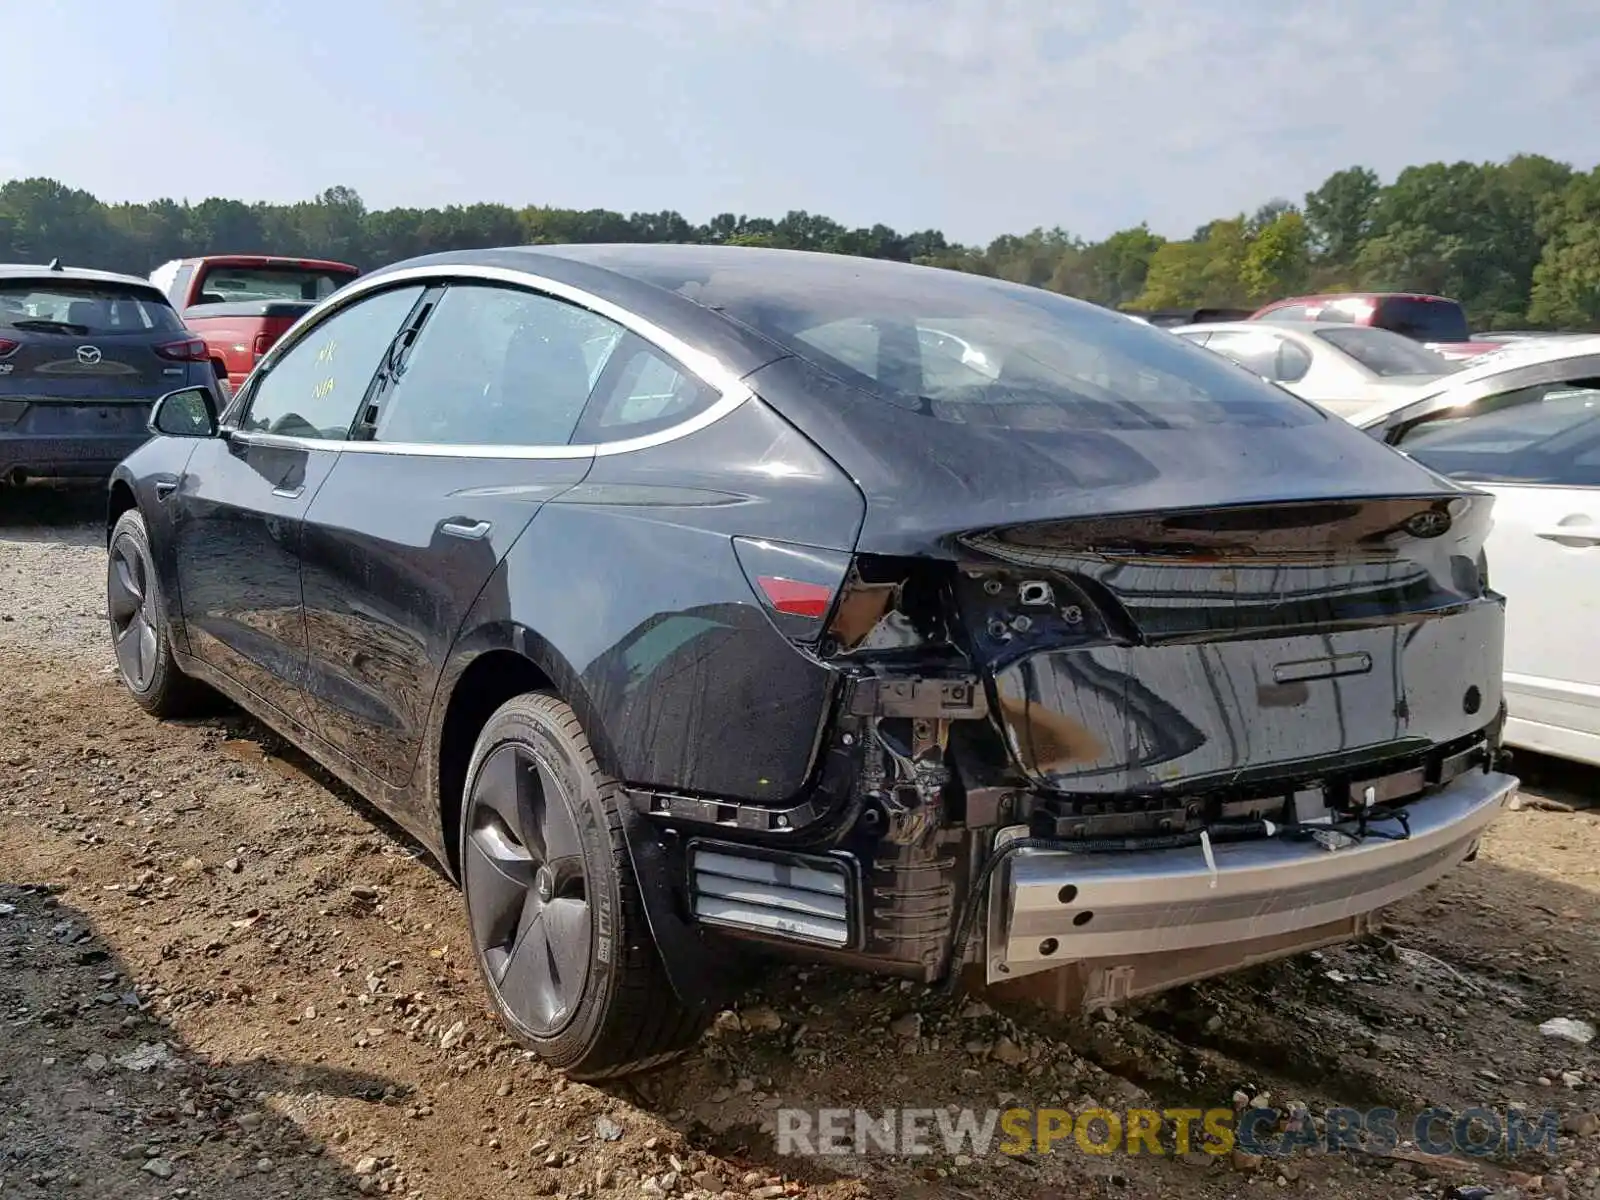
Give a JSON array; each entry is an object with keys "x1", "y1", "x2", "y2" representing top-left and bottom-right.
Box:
[
  {"x1": 296, "y1": 280, "x2": 627, "y2": 787},
  {"x1": 1393, "y1": 378, "x2": 1600, "y2": 765},
  {"x1": 168, "y1": 284, "x2": 425, "y2": 723}
]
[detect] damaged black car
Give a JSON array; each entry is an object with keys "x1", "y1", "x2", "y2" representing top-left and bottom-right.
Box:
[{"x1": 106, "y1": 244, "x2": 1517, "y2": 1078}]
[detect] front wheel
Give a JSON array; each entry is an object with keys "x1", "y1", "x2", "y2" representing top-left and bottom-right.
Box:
[
  {"x1": 107, "y1": 509, "x2": 210, "y2": 717},
  {"x1": 459, "y1": 692, "x2": 707, "y2": 1079}
]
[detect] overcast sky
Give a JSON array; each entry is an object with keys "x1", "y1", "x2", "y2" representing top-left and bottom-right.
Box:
[{"x1": 8, "y1": 0, "x2": 1598, "y2": 244}]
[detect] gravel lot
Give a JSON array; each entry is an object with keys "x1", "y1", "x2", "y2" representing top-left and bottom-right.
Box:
[{"x1": 4, "y1": 483, "x2": 1600, "y2": 1200}]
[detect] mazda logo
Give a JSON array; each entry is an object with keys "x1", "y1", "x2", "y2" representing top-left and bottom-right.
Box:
[{"x1": 76, "y1": 345, "x2": 102, "y2": 365}]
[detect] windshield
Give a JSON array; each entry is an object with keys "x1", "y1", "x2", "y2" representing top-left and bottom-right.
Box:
[
  {"x1": 193, "y1": 266, "x2": 356, "y2": 304},
  {"x1": 0, "y1": 280, "x2": 182, "y2": 334},
  {"x1": 604, "y1": 249, "x2": 1321, "y2": 432},
  {"x1": 1373, "y1": 297, "x2": 1470, "y2": 342},
  {"x1": 1315, "y1": 327, "x2": 1457, "y2": 377}
]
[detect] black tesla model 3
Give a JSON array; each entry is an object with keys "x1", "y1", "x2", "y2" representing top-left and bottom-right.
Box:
[{"x1": 106, "y1": 245, "x2": 1516, "y2": 1078}]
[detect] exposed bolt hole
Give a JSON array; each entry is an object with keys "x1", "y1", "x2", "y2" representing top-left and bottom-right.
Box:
[
  {"x1": 1072, "y1": 911, "x2": 1094, "y2": 927},
  {"x1": 1057, "y1": 884, "x2": 1078, "y2": 904},
  {"x1": 982, "y1": 579, "x2": 1004, "y2": 595},
  {"x1": 1018, "y1": 580, "x2": 1054, "y2": 607},
  {"x1": 1039, "y1": 937, "x2": 1059, "y2": 956},
  {"x1": 1062, "y1": 605, "x2": 1084, "y2": 625},
  {"x1": 986, "y1": 619, "x2": 1010, "y2": 639}
]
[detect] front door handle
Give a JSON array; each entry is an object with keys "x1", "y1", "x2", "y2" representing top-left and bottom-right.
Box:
[
  {"x1": 441, "y1": 519, "x2": 492, "y2": 541},
  {"x1": 1534, "y1": 516, "x2": 1600, "y2": 547},
  {"x1": 272, "y1": 484, "x2": 305, "y2": 499}
]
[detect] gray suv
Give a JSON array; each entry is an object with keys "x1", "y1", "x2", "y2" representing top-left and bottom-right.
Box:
[{"x1": 0, "y1": 262, "x2": 214, "y2": 483}]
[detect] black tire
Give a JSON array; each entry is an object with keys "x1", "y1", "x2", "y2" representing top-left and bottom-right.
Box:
[
  {"x1": 107, "y1": 509, "x2": 212, "y2": 717},
  {"x1": 458, "y1": 691, "x2": 707, "y2": 1079}
]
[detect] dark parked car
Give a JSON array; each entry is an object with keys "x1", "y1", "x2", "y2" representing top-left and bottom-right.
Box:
[
  {"x1": 0, "y1": 262, "x2": 214, "y2": 484},
  {"x1": 107, "y1": 245, "x2": 1517, "y2": 1078}
]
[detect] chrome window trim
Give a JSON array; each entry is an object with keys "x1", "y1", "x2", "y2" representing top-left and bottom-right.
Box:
[{"x1": 224, "y1": 262, "x2": 754, "y2": 458}]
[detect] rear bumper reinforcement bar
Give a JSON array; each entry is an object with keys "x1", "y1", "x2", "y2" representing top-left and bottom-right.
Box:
[{"x1": 986, "y1": 769, "x2": 1517, "y2": 984}]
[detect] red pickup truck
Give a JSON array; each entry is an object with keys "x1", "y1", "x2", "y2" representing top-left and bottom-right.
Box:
[{"x1": 148, "y1": 255, "x2": 361, "y2": 394}]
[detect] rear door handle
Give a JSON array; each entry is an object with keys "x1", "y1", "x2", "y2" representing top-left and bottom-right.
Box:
[
  {"x1": 272, "y1": 484, "x2": 305, "y2": 499},
  {"x1": 1534, "y1": 515, "x2": 1600, "y2": 547},
  {"x1": 441, "y1": 519, "x2": 492, "y2": 540},
  {"x1": 1535, "y1": 527, "x2": 1600, "y2": 546}
]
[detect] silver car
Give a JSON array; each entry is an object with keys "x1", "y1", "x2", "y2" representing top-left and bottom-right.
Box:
[{"x1": 1174, "y1": 319, "x2": 1460, "y2": 417}]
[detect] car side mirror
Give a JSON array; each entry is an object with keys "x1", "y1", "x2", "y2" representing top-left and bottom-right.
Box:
[{"x1": 149, "y1": 386, "x2": 219, "y2": 438}]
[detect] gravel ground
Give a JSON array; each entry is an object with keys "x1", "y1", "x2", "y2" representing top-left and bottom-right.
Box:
[{"x1": 3, "y1": 482, "x2": 1600, "y2": 1200}]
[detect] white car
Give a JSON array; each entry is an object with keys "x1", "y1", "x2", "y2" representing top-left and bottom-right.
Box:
[
  {"x1": 1174, "y1": 320, "x2": 1458, "y2": 417},
  {"x1": 1355, "y1": 336, "x2": 1600, "y2": 767}
]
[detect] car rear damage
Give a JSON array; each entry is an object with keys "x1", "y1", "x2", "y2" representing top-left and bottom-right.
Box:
[{"x1": 628, "y1": 488, "x2": 1514, "y2": 1012}]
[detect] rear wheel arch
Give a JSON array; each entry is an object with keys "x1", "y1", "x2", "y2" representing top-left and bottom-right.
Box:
[
  {"x1": 436, "y1": 649, "x2": 552, "y2": 879},
  {"x1": 433, "y1": 635, "x2": 624, "y2": 880}
]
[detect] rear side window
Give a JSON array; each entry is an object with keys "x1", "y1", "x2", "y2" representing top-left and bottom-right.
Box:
[
  {"x1": 1199, "y1": 329, "x2": 1309, "y2": 384},
  {"x1": 1316, "y1": 327, "x2": 1457, "y2": 377},
  {"x1": 0, "y1": 281, "x2": 182, "y2": 334},
  {"x1": 1396, "y1": 380, "x2": 1600, "y2": 485},
  {"x1": 372, "y1": 283, "x2": 621, "y2": 446},
  {"x1": 575, "y1": 332, "x2": 720, "y2": 443},
  {"x1": 1276, "y1": 340, "x2": 1312, "y2": 383},
  {"x1": 1374, "y1": 297, "x2": 1469, "y2": 343},
  {"x1": 1201, "y1": 330, "x2": 1284, "y2": 379}
]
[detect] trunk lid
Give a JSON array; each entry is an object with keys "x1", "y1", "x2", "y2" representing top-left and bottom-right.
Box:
[
  {"x1": 950, "y1": 495, "x2": 1501, "y2": 796},
  {"x1": 1, "y1": 329, "x2": 198, "y2": 401}
]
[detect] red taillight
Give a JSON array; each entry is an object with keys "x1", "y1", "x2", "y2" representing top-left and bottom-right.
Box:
[
  {"x1": 251, "y1": 332, "x2": 272, "y2": 357},
  {"x1": 732, "y1": 536, "x2": 852, "y2": 644},
  {"x1": 154, "y1": 338, "x2": 209, "y2": 362},
  {"x1": 755, "y1": 575, "x2": 835, "y2": 618},
  {"x1": 0, "y1": 337, "x2": 18, "y2": 358}
]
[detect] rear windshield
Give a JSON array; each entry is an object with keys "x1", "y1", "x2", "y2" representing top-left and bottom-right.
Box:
[
  {"x1": 614, "y1": 251, "x2": 1321, "y2": 431},
  {"x1": 0, "y1": 281, "x2": 182, "y2": 334},
  {"x1": 194, "y1": 266, "x2": 356, "y2": 304},
  {"x1": 1315, "y1": 327, "x2": 1459, "y2": 377},
  {"x1": 1373, "y1": 297, "x2": 1470, "y2": 343}
]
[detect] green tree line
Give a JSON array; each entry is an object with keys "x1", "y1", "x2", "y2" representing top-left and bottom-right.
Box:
[{"x1": 3, "y1": 154, "x2": 1599, "y2": 329}]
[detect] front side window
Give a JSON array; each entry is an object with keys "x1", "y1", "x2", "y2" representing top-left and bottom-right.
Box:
[
  {"x1": 372, "y1": 283, "x2": 621, "y2": 446},
  {"x1": 239, "y1": 284, "x2": 424, "y2": 441},
  {"x1": 1396, "y1": 379, "x2": 1600, "y2": 486}
]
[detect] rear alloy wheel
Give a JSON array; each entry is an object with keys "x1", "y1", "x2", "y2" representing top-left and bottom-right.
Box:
[
  {"x1": 107, "y1": 509, "x2": 209, "y2": 717},
  {"x1": 459, "y1": 692, "x2": 706, "y2": 1078}
]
